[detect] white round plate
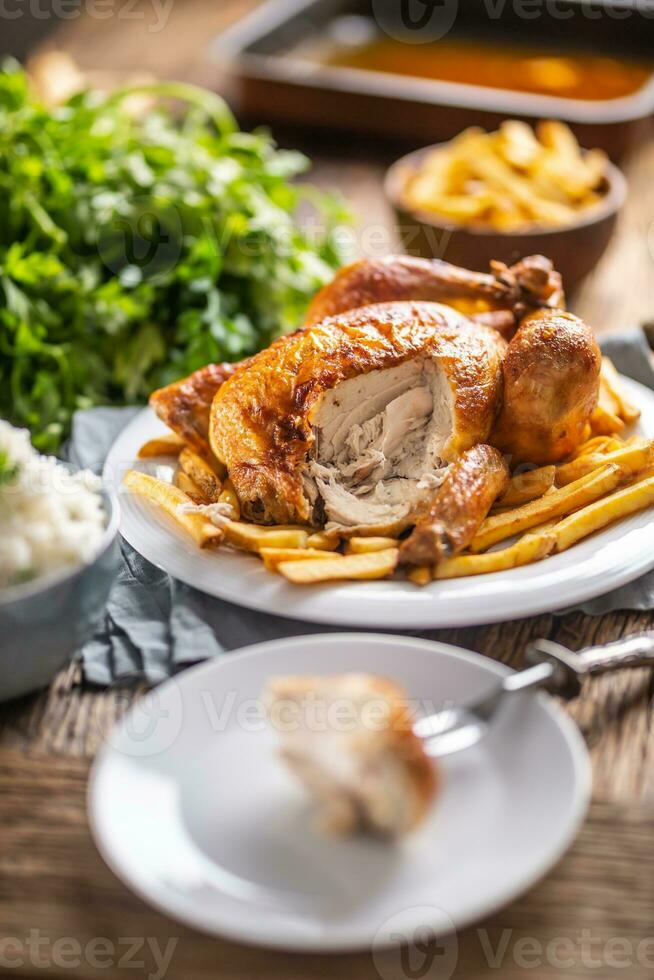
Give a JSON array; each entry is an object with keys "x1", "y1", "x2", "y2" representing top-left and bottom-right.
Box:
[
  {"x1": 88, "y1": 634, "x2": 591, "y2": 952},
  {"x1": 104, "y1": 376, "x2": 654, "y2": 629}
]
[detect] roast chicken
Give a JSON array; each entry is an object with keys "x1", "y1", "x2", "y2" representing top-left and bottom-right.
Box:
[{"x1": 151, "y1": 254, "x2": 601, "y2": 561}]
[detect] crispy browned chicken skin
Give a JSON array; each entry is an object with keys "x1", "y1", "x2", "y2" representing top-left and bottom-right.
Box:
[
  {"x1": 492, "y1": 308, "x2": 602, "y2": 464},
  {"x1": 150, "y1": 255, "x2": 600, "y2": 555},
  {"x1": 305, "y1": 254, "x2": 564, "y2": 330}
]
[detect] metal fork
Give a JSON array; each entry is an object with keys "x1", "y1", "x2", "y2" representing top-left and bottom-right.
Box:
[{"x1": 415, "y1": 633, "x2": 654, "y2": 757}]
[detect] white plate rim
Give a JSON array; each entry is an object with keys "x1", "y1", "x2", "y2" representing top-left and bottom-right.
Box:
[
  {"x1": 88, "y1": 633, "x2": 592, "y2": 951},
  {"x1": 104, "y1": 376, "x2": 654, "y2": 630}
]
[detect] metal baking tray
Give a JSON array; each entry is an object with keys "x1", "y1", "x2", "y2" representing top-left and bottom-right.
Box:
[{"x1": 212, "y1": 0, "x2": 654, "y2": 156}]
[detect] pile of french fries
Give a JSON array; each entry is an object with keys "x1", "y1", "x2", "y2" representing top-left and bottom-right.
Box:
[
  {"x1": 401, "y1": 120, "x2": 608, "y2": 232},
  {"x1": 123, "y1": 359, "x2": 653, "y2": 587}
]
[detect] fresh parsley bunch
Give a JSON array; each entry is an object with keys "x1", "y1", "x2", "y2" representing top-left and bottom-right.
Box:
[{"x1": 0, "y1": 62, "x2": 349, "y2": 451}]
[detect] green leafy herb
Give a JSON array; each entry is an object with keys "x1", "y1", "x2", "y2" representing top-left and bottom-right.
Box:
[
  {"x1": 0, "y1": 450, "x2": 18, "y2": 487},
  {"x1": 0, "y1": 62, "x2": 351, "y2": 451}
]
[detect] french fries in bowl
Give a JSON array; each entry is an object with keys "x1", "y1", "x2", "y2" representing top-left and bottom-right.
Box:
[
  {"x1": 385, "y1": 121, "x2": 626, "y2": 292},
  {"x1": 121, "y1": 361, "x2": 654, "y2": 591}
]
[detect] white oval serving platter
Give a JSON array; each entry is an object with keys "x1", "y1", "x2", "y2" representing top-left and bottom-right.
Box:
[{"x1": 104, "y1": 377, "x2": 654, "y2": 629}]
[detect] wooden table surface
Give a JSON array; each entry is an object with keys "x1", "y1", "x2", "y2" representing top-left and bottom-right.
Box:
[{"x1": 2, "y1": 3, "x2": 654, "y2": 977}]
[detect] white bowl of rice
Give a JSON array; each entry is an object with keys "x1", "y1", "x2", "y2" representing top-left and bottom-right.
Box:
[{"x1": 0, "y1": 420, "x2": 119, "y2": 701}]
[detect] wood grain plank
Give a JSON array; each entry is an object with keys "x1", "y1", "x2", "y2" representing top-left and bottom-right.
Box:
[{"x1": 1, "y1": 750, "x2": 653, "y2": 980}]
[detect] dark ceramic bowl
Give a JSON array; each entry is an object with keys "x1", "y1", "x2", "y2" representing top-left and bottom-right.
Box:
[
  {"x1": 0, "y1": 488, "x2": 120, "y2": 702},
  {"x1": 385, "y1": 144, "x2": 627, "y2": 294}
]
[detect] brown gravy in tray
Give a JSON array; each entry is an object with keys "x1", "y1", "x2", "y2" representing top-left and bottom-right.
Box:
[{"x1": 323, "y1": 38, "x2": 651, "y2": 102}]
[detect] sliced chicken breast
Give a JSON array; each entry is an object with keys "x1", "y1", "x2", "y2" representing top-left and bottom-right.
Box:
[{"x1": 308, "y1": 357, "x2": 458, "y2": 534}]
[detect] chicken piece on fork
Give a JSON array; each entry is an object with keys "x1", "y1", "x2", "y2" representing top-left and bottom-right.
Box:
[{"x1": 150, "y1": 254, "x2": 600, "y2": 562}]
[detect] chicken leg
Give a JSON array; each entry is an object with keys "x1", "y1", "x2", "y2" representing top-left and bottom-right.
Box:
[
  {"x1": 305, "y1": 253, "x2": 564, "y2": 330},
  {"x1": 399, "y1": 445, "x2": 509, "y2": 566}
]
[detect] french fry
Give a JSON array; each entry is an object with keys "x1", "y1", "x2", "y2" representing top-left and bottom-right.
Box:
[
  {"x1": 259, "y1": 547, "x2": 343, "y2": 572},
  {"x1": 223, "y1": 521, "x2": 308, "y2": 553},
  {"x1": 470, "y1": 464, "x2": 623, "y2": 552},
  {"x1": 555, "y1": 440, "x2": 651, "y2": 486},
  {"x1": 408, "y1": 566, "x2": 432, "y2": 586},
  {"x1": 122, "y1": 470, "x2": 222, "y2": 548},
  {"x1": 306, "y1": 531, "x2": 341, "y2": 551},
  {"x1": 599, "y1": 372, "x2": 622, "y2": 415},
  {"x1": 179, "y1": 447, "x2": 222, "y2": 502},
  {"x1": 572, "y1": 435, "x2": 623, "y2": 458},
  {"x1": 345, "y1": 536, "x2": 399, "y2": 555},
  {"x1": 435, "y1": 531, "x2": 556, "y2": 580},
  {"x1": 267, "y1": 524, "x2": 313, "y2": 532},
  {"x1": 138, "y1": 433, "x2": 185, "y2": 458},
  {"x1": 553, "y1": 475, "x2": 654, "y2": 552},
  {"x1": 174, "y1": 469, "x2": 207, "y2": 504},
  {"x1": 278, "y1": 549, "x2": 398, "y2": 584},
  {"x1": 498, "y1": 119, "x2": 541, "y2": 170},
  {"x1": 601, "y1": 357, "x2": 641, "y2": 425},
  {"x1": 590, "y1": 405, "x2": 625, "y2": 436},
  {"x1": 591, "y1": 378, "x2": 625, "y2": 435},
  {"x1": 537, "y1": 120, "x2": 582, "y2": 162},
  {"x1": 218, "y1": 478, "x2": 240, "y2": 520},
  {"x1": 498, "y1": 466, "x2": 556, "y2": 507},
  {"x1": 628, "y1": 464, "x2": 654, "y2": 484}
]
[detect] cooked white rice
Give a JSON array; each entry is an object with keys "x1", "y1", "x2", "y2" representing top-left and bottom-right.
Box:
[{"x1": 0, "y1": 420, "x2": 106, "y2": 589}]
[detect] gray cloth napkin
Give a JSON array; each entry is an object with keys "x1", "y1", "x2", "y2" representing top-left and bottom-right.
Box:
[
  {"x1": 69, "y1": 409, "x2": 344, "y2": 685},
  {"x1": 71, "y1": 329, "x2": 654, "y2": 685}
]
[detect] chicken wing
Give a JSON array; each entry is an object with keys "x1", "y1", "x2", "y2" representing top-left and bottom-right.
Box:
[{"x1": 149, "y1": 361, "x2": 240, "y2": 455}]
